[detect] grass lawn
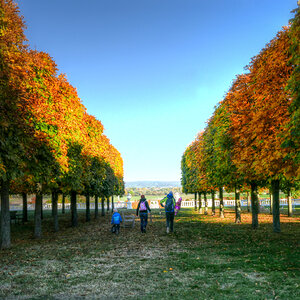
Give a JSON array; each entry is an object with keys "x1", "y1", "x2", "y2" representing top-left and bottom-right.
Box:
[{"x1": 1, "y1": 209, "x2": 300, "y2": 299}]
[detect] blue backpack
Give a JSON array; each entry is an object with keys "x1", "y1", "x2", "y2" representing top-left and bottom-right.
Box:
[
  {"x1": 165, "y1": 197, "x2": 174, "y2": 212},
  {"x1": 112, "y1": 213, "x2": 121, "y2": 224}
]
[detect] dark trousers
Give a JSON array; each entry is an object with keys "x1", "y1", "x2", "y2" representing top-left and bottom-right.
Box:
[
  {"x1": 166, "y1": 212, "x2": 175, "y2": 232},
  {"x1": 111, "y1": 224, "x2": 120, "y2": 234},
  {"x1": 140, "y1": 212, "x2": 148, "y2": 232}
]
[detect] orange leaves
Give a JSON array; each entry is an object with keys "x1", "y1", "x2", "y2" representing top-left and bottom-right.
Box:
[
  {"x1": 226, "y1": 28, "x2": 296, "y2": 180},
  {"x1": 183, "y1": 26, "x2": 299, "y2": 190},
  {"x1": 1, "y1": 1, "x2": 123, "y2": 189},
  {"x1": 20, "y1": 47, "x2": 124, "y2": 180}
]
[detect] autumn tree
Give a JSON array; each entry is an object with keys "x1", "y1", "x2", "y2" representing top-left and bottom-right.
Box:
[
  {"x1": 182, "y1": 21, "x2": 299, "y2": 233},
  {"x1": 1, "y1": 1, "x2": 124, "y2": 245},
  {"x1": 227, "y1": 28, "x2": 296, "y2": 232},
  {"x1": 284, "y1": 6, "x2": 300, "y2": 176},
  {"x1": 202, "y1": 100, "x2": 243, "y2": 221},
  {"x1": 0, "y1": 0, "x2": 35, "y2": 248},
  {"x1": 182, "y1": 142, "x2": 202, "y2": 210}
]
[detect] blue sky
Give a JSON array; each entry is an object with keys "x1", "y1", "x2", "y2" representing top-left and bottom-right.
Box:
[{"x1": 17, "y1": 0, "x2": 296, "y2": 181}]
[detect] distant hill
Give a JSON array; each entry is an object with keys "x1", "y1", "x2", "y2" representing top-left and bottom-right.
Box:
[{"x1": 125, "y1": 181, "x2": 181, "y2": 188}]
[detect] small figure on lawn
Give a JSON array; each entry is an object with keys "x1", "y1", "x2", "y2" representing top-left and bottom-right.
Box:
[
  {"x1": 136, "y1": 195, "x2": 151, "y2": 233},
  {"x1": 111, "y1": 208, "x2": 122, "y2": 235},
  {"x1": 160, "y1": 191, "x2": 176, "y2": 233},
  {"x1": 175, "y1": 196, "x2": 182, "y2": 216}
]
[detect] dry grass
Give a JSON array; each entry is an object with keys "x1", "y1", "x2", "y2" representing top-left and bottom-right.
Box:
[{"x1": 0, "y1": 208, "x2": 299, "y2": 299}]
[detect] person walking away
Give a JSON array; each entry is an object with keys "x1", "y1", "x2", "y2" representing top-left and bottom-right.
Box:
[
  {"x1": 111, "y1": 208, "x2": 122, "y2": 235},
  {"x1": 136, "y1": 195, "x2": 151, "y2": 233},
  {"x1": 160, "y1": 191, "x2": 176, "y2": 233}
]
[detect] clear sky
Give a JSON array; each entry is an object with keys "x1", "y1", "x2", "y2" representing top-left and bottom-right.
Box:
[{"x1": 17, "y1": 0, "x2": 296, "y2": 182}]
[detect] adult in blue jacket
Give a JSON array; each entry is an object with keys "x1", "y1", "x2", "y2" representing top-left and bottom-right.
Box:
[{"x1": 160, "y1": 191, "x2": 176, "y2": 233}]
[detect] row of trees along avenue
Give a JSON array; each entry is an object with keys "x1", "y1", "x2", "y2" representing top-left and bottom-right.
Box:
[
  {"x1": 0, "y1": 0, "x2": 124, "y2": 249},
  {"x1": 181, "y1": 7, "x2": 299, "y2": 233}
]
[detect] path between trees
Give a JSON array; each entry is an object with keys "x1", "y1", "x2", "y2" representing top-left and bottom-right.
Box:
[{"x1": 1, "y1": 209, "x2": 299, "y2": 299}]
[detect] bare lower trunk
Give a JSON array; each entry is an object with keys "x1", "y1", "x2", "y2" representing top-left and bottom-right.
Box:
[
  {"x1": 247, "y1": 191, "x2": 250, "y2": 212},
  {"x1": 111, "y1": 195, "x2": 114, "y2": 212},
  {"x1": 271, "y1": 180, "x2": 280, "y2": 233},
  {"x1": 52, "y1": 191, "x2": 59, "y2": 232},
  {"x1": 107, "y1": 197, "x2": 110, "y2": 212},
  {"x1": 287, "y1": 189, "x2": 292, "y2": 217},
  {"x1": 62, "y1": 194, "x2": 65, "y2": 214},
  {"x1": 22, "y1": 192, "x2": 28, "y2": 223},
  {"x1": 34, "y1": 192, "x2": 42, "y2": 238},
  {"x1": 211, "y1": 191, "x2": 215, "y2": 216},
  {"x1": 101, "y1": 197, "x2": 105, "y2": 216},
  {"x1": 71, "y1": 191, "x2": 78, "y2": 227},
  {"x1": 269, "y1": 190, "x2": 273, "y2": 215},
  {"x1": 204, "y1": 192, "x2": 208, "y2": 215},
  {"x1": 194, "y1": 193, "x2": 197, "y2": 211},
  {"x1": 250, "y1": 182, "x2": 259, "y2": 229},
  {"x1": 86, "y1": 194, "x2": 90, "y2": 222},
  {"x1": 219, "y1": 187, "x2": 224, "y2": 218},
  {"x1": 41, "y1": 196, "x2": 43, "y2": 220},
  {"x1": 235, "y1": 186, "x2": 241, "y2": 224},
  {"x1": 1, "y1": 179, "x2": 11, "y2": 249},
  {"x1": 198, "y1": 192, "x2": 202, "y2": 213},
  {"x1": 95, "y1": 196, "x2": 99, "y2": 219}
]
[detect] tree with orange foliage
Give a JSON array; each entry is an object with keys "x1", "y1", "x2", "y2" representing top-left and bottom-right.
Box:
[
  {"x1": 183, "y1": 23, "x2": 299, "y2": 232},
  {"x1": 227, "y1": 28, "x2": 297, "y2": 232},
  {"x1": 0, "y1": 0, "x2": 34, "y2": 248},
  {"x1": 193, "y1": 132, "x2": 211, "y2": 215},
  {"x1": 182, "y1": 143, "x2": 198, "y2": 211},
  {"x1": 202, "y1": 98, "x2": 244, "y2": 221},
  {"x1": 221, "y1": 74, "x2": 260, "y2": 225},
  {"x1": 285, "y1": 6, "x2": 300, "y2": 175},
  {"x1": 1, "y1": 0, "x2": 124, "y2": 246},
  {"x1": 20, "y1": 33, "x2": 124, "y2": 232}
]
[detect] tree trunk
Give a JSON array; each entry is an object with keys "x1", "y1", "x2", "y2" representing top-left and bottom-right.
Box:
[
  {"x1": 86, "y1": 194, "x2": 90, "y2": 222},
  {"x1": 95, "y1": 195, "x2": 99, "y2": 219},
  {"x1": 34, "y1": 192, "x2": 42, "y2": 238},
  {"x1": 62, "y1": 194, "x2": 65, "y2": 214},
  {"x1": 271, "y1": 180, "x2": 280, "y2": 233},
  {"x1": 51, "y1": 193, "x2": 54, "y2": 217},
  {"x1": 101, "y1": 197, "x2": 105, "y2": 216},
  {"x1": 41, "y1": 195, "x2": 43, "y2": 220},
  {"x1": 219, "y1": 187, "x2": 224, "y2": 218},
  {"x1": 194, "y1": 192, "x2": 197, "y2": 211},
  {"x1": 211, "y1": 191, "x2": 215, "y2": 216},
  {"x1": 111, "y1": 195, "x2": 114, "y2": 212},
  {"x1": 235, "y1": 186, "x2": 241, "y2": 224},
  {"x1": 204, "y1": 192, "x2": 208, "y2": 215},
  {"x1": 198, "y1": 192, "x2": 202, "y2": 213},
  {"x1": 52, "y1": 191, "x2": 59, "y2": 232},
  {"x1": 250, "y1": 182, "x2": 259, "y2": 229},
  {"x1": 71, "y1": 191, "x2": 78, "y2": 227},
  {"x1": 247, "y1": 191, "x2": 250, "y2": 212},
  {"x1": 107, "y1": 197, "x2": 110, "y2": 212},
  {"x1": 287, "y1": 188, "x2": 293, "y2": 217},
  {"x1": 269, "y1": 190, "x2": 273, "y2": 215},
  {"x1": 22, "y1": 192, "x2": 28, "y2": 223},
  {"x1": 1, "y1": 179, "x2": 11, "y2": 249}
]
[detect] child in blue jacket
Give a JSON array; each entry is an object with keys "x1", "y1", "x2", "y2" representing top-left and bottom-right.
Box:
[{"x1": 111, "y1": 208, "x2": 122, "y2": 235}]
